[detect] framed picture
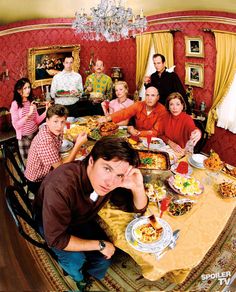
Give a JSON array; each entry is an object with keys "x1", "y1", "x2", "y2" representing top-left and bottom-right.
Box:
[
  {"x1": 28, "y1": 45, "x2": 80, "y2": 88},
  {"x1": 185, "y1": 62, "x2": 204, "y2": 88},
  {"x1": 185, "y1": 36, "x2": 204, "y2": 58}
]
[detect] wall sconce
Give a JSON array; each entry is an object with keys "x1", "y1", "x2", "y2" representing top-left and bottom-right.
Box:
[{"x1": 0, "y1": 61, "x2": 9, "y2": 81}]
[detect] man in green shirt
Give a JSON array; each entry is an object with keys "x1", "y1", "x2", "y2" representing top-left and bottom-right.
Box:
[{"x1": 85, "y1": 60, "x2": 113, "y2": 115}]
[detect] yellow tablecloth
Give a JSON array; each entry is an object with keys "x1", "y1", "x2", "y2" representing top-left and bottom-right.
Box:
[{"x1": 98, "y1": 164, "x2": 236, "y2": 283}]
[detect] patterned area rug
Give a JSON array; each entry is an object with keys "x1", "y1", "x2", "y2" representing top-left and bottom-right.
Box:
[{"x1": 23, "y1": 207, "x2": 236, "y2": 291}]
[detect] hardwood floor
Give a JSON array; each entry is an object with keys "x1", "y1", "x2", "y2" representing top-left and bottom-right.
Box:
[{"x1": 0, "y1": 158, "x2": 54, "y2": 291}]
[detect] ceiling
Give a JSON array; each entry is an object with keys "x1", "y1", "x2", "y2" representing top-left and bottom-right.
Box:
[{"x1": 0, "y1": 0, "x2": 236, "y2": 25}]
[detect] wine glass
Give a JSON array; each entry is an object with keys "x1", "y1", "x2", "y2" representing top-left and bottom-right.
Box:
[
  {"x1": 160, "y1": 197, "x2": 171, "y2": 218},
  {"x1": 146, "y1": 132, "x2": 153, "y2": 151}
]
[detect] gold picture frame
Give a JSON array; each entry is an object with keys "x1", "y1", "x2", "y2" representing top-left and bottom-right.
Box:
[
  {"x1": 28, "y1": 44, "x2": 80, "y2": 88},
  {"x1": 185, "y1": 62, "x2": 204, "y2": 88},
  {"x1": 185, "y1": 36, "x2": 204, "y2": 58}
]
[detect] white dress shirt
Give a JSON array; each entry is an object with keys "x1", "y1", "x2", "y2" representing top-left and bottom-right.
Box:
[{"x1": 50, "y1": 70, "x2": 83, "y2": 105}]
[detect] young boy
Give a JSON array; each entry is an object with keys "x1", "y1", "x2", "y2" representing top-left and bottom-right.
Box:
[{"x1": 25, "y1": 104, "x2": 87, "y2": 194}]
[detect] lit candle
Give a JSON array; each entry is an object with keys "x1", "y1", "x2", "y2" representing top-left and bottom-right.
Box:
[
  {"x1": 140, "y1": 9, "x2": 144, "y2": 18},
  {"x1": 5, "y1": 69, "x2": 9, "y2": 77},
  {"x1": 132, "y1": 15, "x2": 135, "y2": 23}
]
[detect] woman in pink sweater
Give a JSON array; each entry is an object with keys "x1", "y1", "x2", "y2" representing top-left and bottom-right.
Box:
[
  {"x1": 158, "y1": 92, "x2": 201, "y2": 156},
  {"x1": 101, "y1": 81, "x2": 134, "y2": 126},
  {"x1": 10, "y1": 78, "x2": 49, "y2": 159}
]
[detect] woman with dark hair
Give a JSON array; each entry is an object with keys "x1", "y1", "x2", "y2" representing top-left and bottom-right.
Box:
[
  {"x1": 10, "y1": 77, "x2": 49, "y2": 159},
  {"x1": 158, "y1": 92, "x2": 201, "y2": 155}
]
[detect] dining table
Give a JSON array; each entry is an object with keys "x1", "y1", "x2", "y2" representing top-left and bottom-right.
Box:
[
  {"x1": 97, "y1": 158, "x2": 236, "y2": 283},
  {"x1": 60, "y1": 116, "x2": 236, "y2": 283}
]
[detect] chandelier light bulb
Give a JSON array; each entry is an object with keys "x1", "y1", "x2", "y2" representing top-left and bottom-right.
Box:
[{"x1": 72, "y1": 0, "x2": 147, "y2": 42}]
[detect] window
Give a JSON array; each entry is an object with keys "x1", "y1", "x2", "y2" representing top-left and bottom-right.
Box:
[{"x1": 216, "y1": 72, "x2": 236, "y2": 133}]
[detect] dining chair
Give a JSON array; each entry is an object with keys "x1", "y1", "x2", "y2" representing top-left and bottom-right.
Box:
[
  {"x1": 194, "y1": 120, "x2": 208, "y2": 153},
  {"x1": 5, "y1": 185, "x2": 55, "y2": 257},
  {"x1": 2, "y1": 140, "x2": 34, "y2": 198},
  {"x1": 5, "y1": 185, "x2": 69, "y2": 276}
]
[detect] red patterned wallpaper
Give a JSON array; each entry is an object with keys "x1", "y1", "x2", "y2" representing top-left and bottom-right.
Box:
[
  {"x1": 0, "y1": 25, "x2": 136, "y2": 108},
  {"x1": 0, "y1": 12, "x2": 236, "y2": 165}
]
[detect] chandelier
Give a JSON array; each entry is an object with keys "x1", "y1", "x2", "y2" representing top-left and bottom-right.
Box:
[{"x1": 72, "y1": 0, "x2": 147, "y2": 42}]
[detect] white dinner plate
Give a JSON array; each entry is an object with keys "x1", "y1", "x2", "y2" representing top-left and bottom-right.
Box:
[
  {"x1": 168, "y1": 175, "x2": 204, "y2": 196},
  {"x1": 59, "y1": 140, "x2": 74, "y2": 153},
  {"x1": 188, "y1": 157, "x2": 205, "y2": 169},
  {"x1": 125, "y1": 216, "x2": 172, "y2": 253},
  {"x1": 142, "y1": 138, "x2": 166, "y2": 150}
]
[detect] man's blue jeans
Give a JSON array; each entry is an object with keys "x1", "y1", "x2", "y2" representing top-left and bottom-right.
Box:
[
  {"x1": 51, "y1": 246, "x2": 112, "y2": 282},
  {"x1": 38, "y1": 220, "x2": 112, "y2": 283}
]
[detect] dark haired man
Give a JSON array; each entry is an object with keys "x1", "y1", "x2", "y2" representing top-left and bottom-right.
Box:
[
  {"x1": 50, "y1": 56, "x2": 83, "y2": 117},
  {"x1": 25, "y1": 104, "x2": 87, "y2": 194},
  {"x1": 33, "y1": 137, "x2": 148, "y2": 289},
  {"x1": 144, "y1": 53, "x2": 190, "y2": 113}
]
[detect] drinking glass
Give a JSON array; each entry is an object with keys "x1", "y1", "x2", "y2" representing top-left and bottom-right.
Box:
[{"x1": 146, "y1": 133, "x2": 153, "y2": 151}]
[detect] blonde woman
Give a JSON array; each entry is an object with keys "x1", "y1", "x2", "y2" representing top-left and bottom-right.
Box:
[{"x1": 101, "y1": 81, "x2": 134, "y2": 126}]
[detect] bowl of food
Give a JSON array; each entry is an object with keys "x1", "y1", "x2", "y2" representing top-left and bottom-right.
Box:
[
  {"x1": 203, "y1": 150, "x2": 224, "y2": 171},
  {"x1": 144, "y1": 182, "x2": 167, "y2": 202},
  {"x1": 90, "y1": 92, "x2": 104, "y2": 103},
  {"x1": 132, "y1": 217, "x2": 163, "y2": 245},
  {"x1": 219, "y1": 182, "x2": 236, "y2": 198},
  {"x1": 168, "y1": 199, "x2": 194, "y2": 216}
]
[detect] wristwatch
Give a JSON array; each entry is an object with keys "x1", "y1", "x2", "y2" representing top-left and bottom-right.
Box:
[{"x1": 99, "y1": 240, "x2": 106, "y2": 251}]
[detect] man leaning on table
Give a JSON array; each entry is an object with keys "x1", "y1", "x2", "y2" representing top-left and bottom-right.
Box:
[
  {"x1": 98, "y1": 85, "x2": 167, "y2": 137},
  {"x1": 50, "y1": 55, "x2": 83, "y2": 117},
  {"x1": 33, "y1": 137, "x2": 148, "y2": 290},
  {"x1": 25, "y1": 104, "x2": 87, "y2": 194}
]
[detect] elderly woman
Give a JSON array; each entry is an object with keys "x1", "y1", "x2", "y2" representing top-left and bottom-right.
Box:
[
  {"x1": 158, "y1": 92, "x2": 201, "y2": 155},
  {"x1": 10, "y1": 78, "x2": 50, "y2": 159},
  {"x1": 101, "y1": 81, "x2": 134, "y2": 126}
]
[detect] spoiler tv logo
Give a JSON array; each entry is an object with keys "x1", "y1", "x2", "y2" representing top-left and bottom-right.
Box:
[{"x1": 201, "y1": 271, "x2": 231, "y2": 286}]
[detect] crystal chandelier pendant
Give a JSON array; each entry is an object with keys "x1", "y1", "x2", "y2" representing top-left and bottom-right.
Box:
[{"x1": 72, "y1": 0, "x2": 147, "y2": 42}]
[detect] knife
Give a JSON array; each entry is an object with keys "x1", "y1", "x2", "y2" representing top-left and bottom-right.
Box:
[{"x1": 155, "y1": 229, "x2": 180, "y2": 260}]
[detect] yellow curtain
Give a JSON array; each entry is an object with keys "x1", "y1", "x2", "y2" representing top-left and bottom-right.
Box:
[
  {"x1": 135, "y1": 34, "x2": 152, "y2": 91},
  {"x1": 206, "y1": 31, "x2": 236, "y2": 135},
  {"x1": 152, "y1": 32, "x2": 174, "y2": 68}
]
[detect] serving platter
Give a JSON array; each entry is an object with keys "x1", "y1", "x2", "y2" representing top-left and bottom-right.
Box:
[
  {"x1": 138, "y1": 150, "x2": 170, "y2": 171},
  {"x1": 125, "y1": 216, "x2": 172, "y2": 253},
  {"x1": 168, "y1": 174, "x2": 204, "y2": 196},
  {"x1": 89, "y1": 128, "x2": 129, "y2": 140}
]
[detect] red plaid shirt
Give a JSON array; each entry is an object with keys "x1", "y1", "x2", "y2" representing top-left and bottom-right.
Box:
[{"x1": 25, "y1": 125, "x2": 62, "y2": 182}]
